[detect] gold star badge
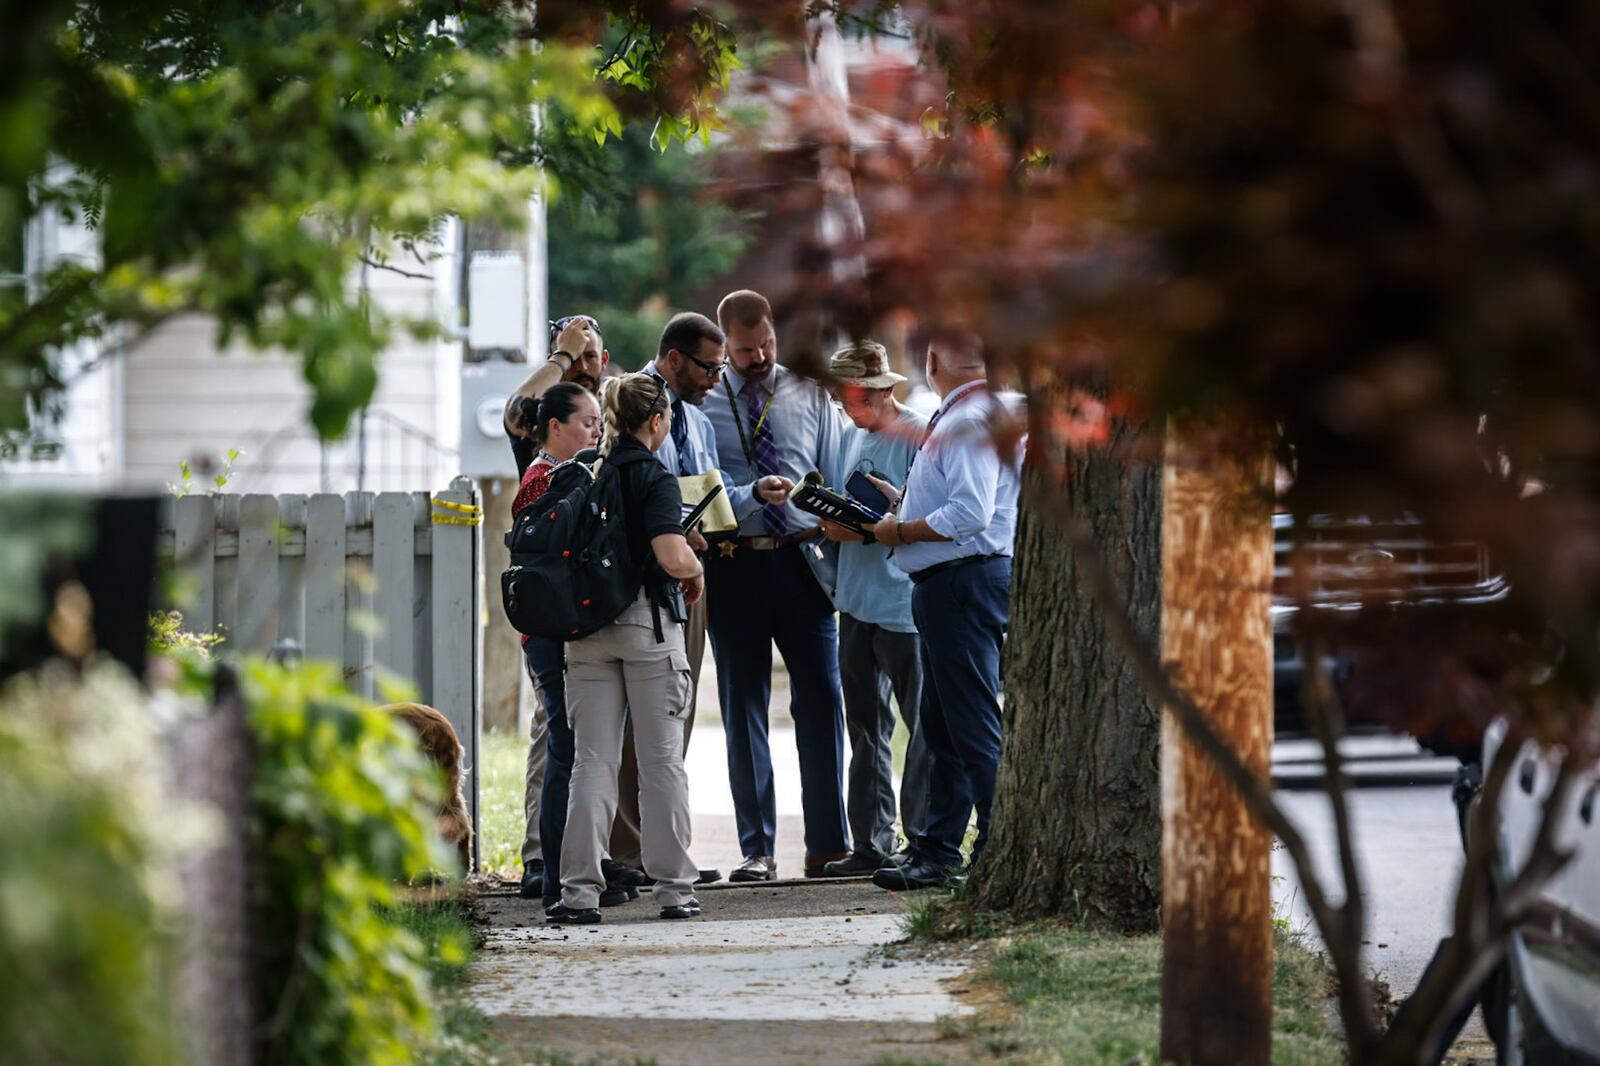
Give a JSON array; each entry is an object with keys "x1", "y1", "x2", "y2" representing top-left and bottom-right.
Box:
[{"x1": 718, "y1": 540, "x2": 738, "y2": 559}]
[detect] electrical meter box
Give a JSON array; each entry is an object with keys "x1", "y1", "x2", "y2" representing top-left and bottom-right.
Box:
[{"x1": 458, "y1": 361, "x2": 530, "y2": 479}]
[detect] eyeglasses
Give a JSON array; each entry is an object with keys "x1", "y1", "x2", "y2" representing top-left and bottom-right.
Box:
[
  {"x1": 679, "y1": 348, "x2": 727, "y2": 377},
  {"x1": 549, "y1": 314, "x2": 601, "y2": 343}
]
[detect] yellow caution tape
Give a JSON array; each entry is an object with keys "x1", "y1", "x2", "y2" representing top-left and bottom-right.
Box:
[{"x1": 431, "y1": 496, "x2": 483, "y2": 526}]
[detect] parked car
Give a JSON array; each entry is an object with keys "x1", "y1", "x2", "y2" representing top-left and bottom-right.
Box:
[
  {"x1": 1272, "y1": 511, "x2": 1513, "y2": 750},
  {"x1": 1478, "y1": 722, "x2": 1600, "y2": 1066}
]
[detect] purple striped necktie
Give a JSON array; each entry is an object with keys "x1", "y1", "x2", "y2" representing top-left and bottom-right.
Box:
[{"x1": 744, "y1": 378, "x2": 788, "y2": 538}]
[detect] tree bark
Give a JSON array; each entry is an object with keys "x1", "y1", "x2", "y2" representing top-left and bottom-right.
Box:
[
  {"x1": 970, "y1": 414, "x2": 1162, "y2": 932},
  {"x1": 1158, "y1": 427, "x2": 1274, "y2": 1066}
]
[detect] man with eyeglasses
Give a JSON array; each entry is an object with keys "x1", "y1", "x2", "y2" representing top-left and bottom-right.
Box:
[
  {"x1": 604, "y1": 311, "x2": 728, "y2": 886},
  {"x1": 702, "y1": 289, "x2": 852, "y2": 882}
]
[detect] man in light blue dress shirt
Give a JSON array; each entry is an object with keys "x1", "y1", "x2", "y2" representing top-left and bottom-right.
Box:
[
  {"x1": 812, "y1": 342, "x2": 931, "y2": 878},
  {"x1": 701, "y1": 289, "x2": 852, "y2": 882},
  {"x1": 863, "y1": 330, "x2": 1022, "y2": 890}
]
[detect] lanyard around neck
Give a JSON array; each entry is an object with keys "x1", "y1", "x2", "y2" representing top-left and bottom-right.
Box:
[{"x1": 723, "y1": 375, "x2": 774, "y2": 466}]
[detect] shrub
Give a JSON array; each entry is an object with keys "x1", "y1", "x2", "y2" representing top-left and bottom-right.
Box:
[
  {"x1": 0, "y1": 660, "x2": 196, "y2": 1066},
  {"x1": 239, "y1": 656, "x2": 450, "y2": 1065}
]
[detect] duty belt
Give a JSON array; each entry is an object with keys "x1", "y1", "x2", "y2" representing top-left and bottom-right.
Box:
[{"x1": 713, "y1": 528, "x2": 818, "y2": 557}]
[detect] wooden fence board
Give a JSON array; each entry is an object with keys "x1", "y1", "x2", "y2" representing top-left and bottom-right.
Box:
[
  {"x1": 236, "y1": 495, "x2": 279, "y2": 655},
  {"x1": 429, "y1": 477, "x2": 481, "y2": 864},
  {"x1": 174, "y1": 495, "x2": 216, "y2": 634},
  {"x1": 373, "y1": 492, "x2": 415, "y2": 691},
  {"x1": 304, "y1": 494, "x2": 346, "y2": 666}
]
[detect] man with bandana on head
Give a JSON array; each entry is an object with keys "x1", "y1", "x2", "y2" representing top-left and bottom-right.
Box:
[{"x1": 504, "y1": 314, "x2": 646, "y2": 905}]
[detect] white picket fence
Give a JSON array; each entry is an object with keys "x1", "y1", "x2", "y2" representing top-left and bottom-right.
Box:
[{"x1": 156, "y1": 477, "x2": 484, "y2": 861}]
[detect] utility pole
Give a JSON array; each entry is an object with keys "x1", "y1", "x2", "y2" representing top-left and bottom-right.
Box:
[
  {"x1": 1158, "y1": 426, "x2": 1275, "y2": 1066},
  {"x1": 460, "y1": 202, "x2": 543, "y2": 736}
]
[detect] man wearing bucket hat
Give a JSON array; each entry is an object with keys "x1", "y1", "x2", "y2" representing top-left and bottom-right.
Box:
[{"x1": 814, "y1": 341, "x2": 931, "y2": 877}]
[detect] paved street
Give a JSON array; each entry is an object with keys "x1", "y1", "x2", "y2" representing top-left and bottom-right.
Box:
[{"x1": 1271, "y1": 737, "x2": 1478, "y2": 1038}]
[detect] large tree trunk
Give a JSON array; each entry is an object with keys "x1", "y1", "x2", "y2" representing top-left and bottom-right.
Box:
[{"x1": 970, "y1": 416, "x2": 1162, "y2": 932}]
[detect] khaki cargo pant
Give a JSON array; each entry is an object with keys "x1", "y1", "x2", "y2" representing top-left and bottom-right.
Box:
[
  {"x1": 524, "y1": 598, "x2": 703, "y2": 873},
  {"x1": 560, "y1": 593, "x2": 698, "y2": 910}
]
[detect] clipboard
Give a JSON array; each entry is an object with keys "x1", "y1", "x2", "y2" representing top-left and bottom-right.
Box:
[
  {"x1": 677, "y1": 470, "x2": 738, "y2": 534},
  {"x1": 682, "y1": 484, "x2": 723, "y2": 532}
]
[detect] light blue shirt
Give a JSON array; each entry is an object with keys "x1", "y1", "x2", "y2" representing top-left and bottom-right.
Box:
[
  {"x1": 643, "y1": 362, "x2": 721, "y2": 477},
  {"x1": 827, "y1": 405, "x2": 926, "y2": 632},
  {"x1": 892, "y1": 381, "x2": 1023, "y2": 575},
  {"x1": 703, "y1": 363, "x2": 848, "y2": 536}
]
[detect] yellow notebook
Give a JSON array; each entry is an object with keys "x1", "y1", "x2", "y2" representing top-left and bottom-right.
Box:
[{"x1": 677, "y1": 470, "x2": 738, "y2": 534}]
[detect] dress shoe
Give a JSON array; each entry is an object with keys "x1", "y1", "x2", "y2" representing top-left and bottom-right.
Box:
[
  {"x1": 518, "y1": 860, "x2": 545, "y2": 900},
  {"x1": 728, "y1": 855, "x2": 777, "y2": 882},
  {"x1": 871, "y1": 858, "x2": 964, "y2": 891},
  {"x1": 602, "y1": 858, "x2": 648, "y2": 887},
  {"x1": 545, "y1": 903, "x2": 601, "y2": 925},
  {"x1": 805, "y1": 851, "x2": 852, "y2": 878},
  {"x1": 658, "y1": 900, "x2": 702, "y2": 920},
  {"x1": 599, "y1": 885, "x2": 638, "y2": 907},
  {"x1": 821, "y1": 851, "x2": 888, "y2": 878},
  {"x1": 695, "y1": 868, "x2": 723, "y2": 885}
]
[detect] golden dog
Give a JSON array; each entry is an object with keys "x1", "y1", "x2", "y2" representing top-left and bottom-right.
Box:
[{"x1": 381, "y1": 702, "x2": 473, "y2": 872}]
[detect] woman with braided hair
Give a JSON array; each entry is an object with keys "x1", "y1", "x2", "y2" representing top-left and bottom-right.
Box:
[{"x1": 548, "y1": 372, "x2": 706, "y2": 924}]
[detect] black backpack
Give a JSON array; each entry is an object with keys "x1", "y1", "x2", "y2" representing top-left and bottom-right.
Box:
[{"x1": 501, "y1": 449, "x2": 653, "y2": 641}]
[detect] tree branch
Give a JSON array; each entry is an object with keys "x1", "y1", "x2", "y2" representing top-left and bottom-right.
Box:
[
  {"x1": 1303, "y1": 632, "x2": 1380, "y2": 1050},
  {"x1": 357, "y1": 254, "x2": 433, "y2": 281}
]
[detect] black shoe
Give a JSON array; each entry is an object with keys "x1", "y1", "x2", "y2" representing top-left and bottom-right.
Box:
[
  {"x1": 545, "y1": 904, "x2": 601, "y2": 925},
  {"x1": 821, "y1": 851, "x2": 887, "y2": 878},
  {"x1": 598, "y1": 885, "x2": 639, "y2": 907},
  {"x1": 871, "y1": 859, "x2": 964, "y2": 891},
  {"x1": 602, "y1": 858, "x2": 648, "y2": 888},
  {"x1": 639, "y1": 868, "x2": 720, "y2": 886},
  {"x1": 519, "y1": 860, "x2": 545, "y2": 899},
  {"x1": 659, "y1": 900, "x2": 702, "y2": 920}
]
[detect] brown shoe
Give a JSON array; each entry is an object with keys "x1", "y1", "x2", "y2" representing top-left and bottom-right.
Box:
[
  {"x1": 804, "y1": 850, "x2": 851, "y2": 878},
  {"x1": 729, "y1": 855, "x2": 777, "y2": 882}
]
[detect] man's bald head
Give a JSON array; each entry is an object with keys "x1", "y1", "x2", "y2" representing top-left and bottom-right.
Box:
[{"x1": 924, "y1": 327, "x2": 986, "y2": 396}]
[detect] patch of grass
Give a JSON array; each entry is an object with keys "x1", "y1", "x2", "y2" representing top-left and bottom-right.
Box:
[
  {"x1": 389, "y1": 898, "x2": 475, "y2": 984},
  {"x1": 902, "y1": 887, "x2": 1012, "y2": 943},
  {"x1": 387, "y1": 898, "x2": 499, "y2": 1066},
  {"x1": 480, "y1": 728, "x2": 529, "y2": 877},
  {"x1": 958, "y1": 923, "x2": 1343, "y2": 1065}
]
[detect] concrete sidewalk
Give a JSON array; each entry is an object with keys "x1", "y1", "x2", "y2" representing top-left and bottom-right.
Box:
[{"x1": 470, "y1": 882, "x2": 977, "y2": 1065}]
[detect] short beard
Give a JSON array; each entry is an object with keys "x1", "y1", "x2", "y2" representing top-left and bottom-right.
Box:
[{"x1": 568, "y1": 372, "x2": 599, "y2": 393}]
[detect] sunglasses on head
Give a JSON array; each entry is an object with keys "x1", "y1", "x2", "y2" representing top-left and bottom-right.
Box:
[{"x1": 549, "y1": 314, "x2": 601, "y2": 342}]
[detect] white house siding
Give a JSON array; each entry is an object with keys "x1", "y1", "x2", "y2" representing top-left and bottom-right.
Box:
[
  {"x1": 121, "y1": 268, "x2": 463, "y2": 496},
  {"x1": 1, "y1": 207, "x2": 122, "y2": 489}
]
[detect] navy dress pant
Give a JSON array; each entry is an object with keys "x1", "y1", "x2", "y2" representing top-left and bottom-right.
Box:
[
  {"x1": 706, "y1": 542, "x2": 849, "y2": 860},
  {"x1": 909, "y1": 555, "x2": 1012, "y2": 869},
  {"x1": 523, "y1": 636, "x2": 572, "y2": 904}
]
